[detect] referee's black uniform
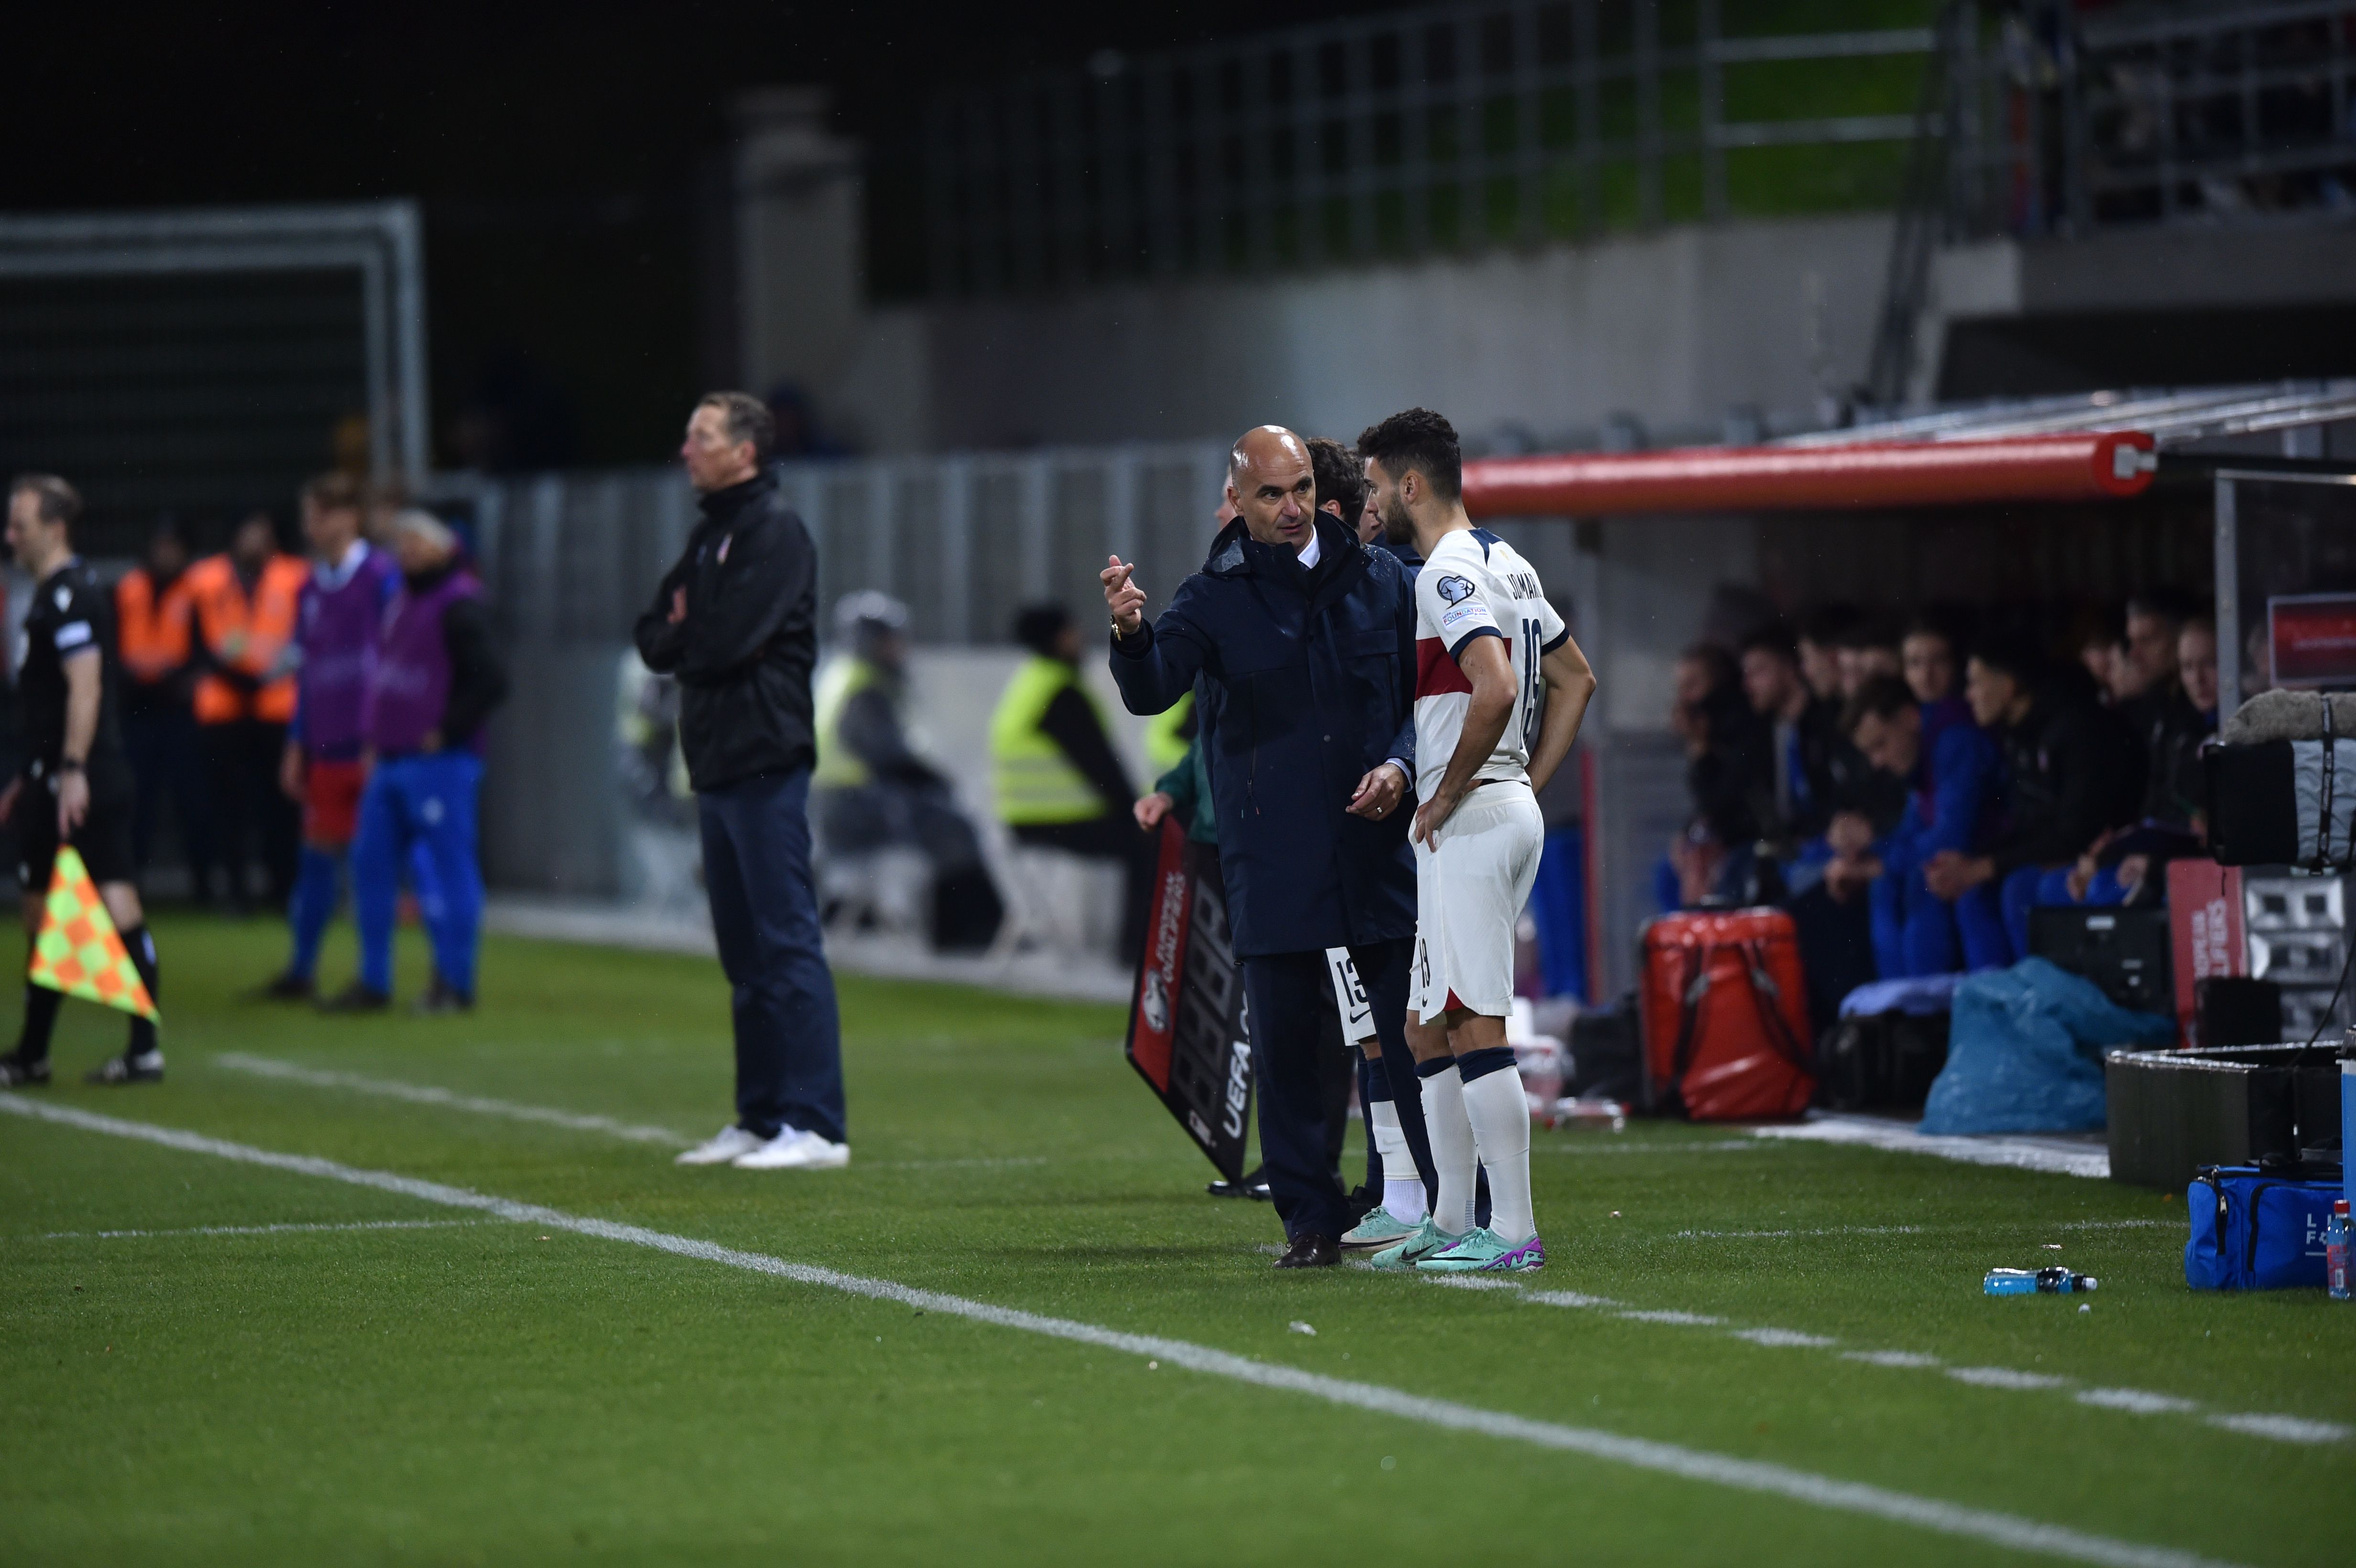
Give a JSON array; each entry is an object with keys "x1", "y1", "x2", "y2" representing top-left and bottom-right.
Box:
[{"x1": 0, "y1": 556, "x2": 158, "y2": 1084}]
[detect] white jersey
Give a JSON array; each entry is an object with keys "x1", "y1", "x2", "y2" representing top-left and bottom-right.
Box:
[{"x1": 1412, "y1": 528, "x2": 1567, "y2": 801}]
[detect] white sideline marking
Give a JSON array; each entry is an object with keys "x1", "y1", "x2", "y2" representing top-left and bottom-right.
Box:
[
  {"x1": 1731, "y1": 1328, "x2": 1838, "y2": 1349},
  {"x1": 213, "y1": 1053, "x2": 690, "y2": 1146},
  {"x1": 1671, "y1": 1224, "x2": 1928, "y2": 1240},
  {"x1": 33, "y1": 1218, "x2": 489, "y2": 1241},
  {"x1": 1752, "y1": 1117, "x2": 2110, "y2": 1179},
  {"x1": 2078, "y1": 1388, "x2": 2199, "y2": 1416},
  {"x1": 2204, "y1": 1413, "x2": 2352, "y2": 1445},
  {"x1": 1514, "y1": 1286, "x2": 2342, "y2": 1447},
  {"x1": 1948, "y1": 1367, "x2": 2070, "y2": 1392},
  {"x1": 0, "y1": 1093, "x2": 2249, "y2": 1568}
]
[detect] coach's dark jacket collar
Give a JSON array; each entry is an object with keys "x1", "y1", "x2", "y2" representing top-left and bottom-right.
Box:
[{"x1": 1202, "y1": 511, "x2": 1359, "y2": 593}]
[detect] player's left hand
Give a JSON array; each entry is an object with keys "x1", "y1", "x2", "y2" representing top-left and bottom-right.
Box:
[
  {"x1": 56, "y1": 770, "x2": 88, "y2": 838},
  {"x1": 1410, "y1": 785, "x2": 1461, "y2": 847},
  {"x1": 1346, "y1": 762, "x2": 1406, "y2": 820}
]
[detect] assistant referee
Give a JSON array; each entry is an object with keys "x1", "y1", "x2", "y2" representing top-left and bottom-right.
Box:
[{"x1": 0, "y1": 475, "x2": 164, "y2": 1087}]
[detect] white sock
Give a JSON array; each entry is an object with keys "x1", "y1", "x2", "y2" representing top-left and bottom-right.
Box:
[
  {"x1": 1418, "y1": 1063, "x2": 1478, "y2": 1236},
  {"x1": 1368, "y1": 1100, "x2": 1426, "y2": 1224},
  {"x1": 1461, "y1": 1063, "x2": 1536, "y2": 1244}
]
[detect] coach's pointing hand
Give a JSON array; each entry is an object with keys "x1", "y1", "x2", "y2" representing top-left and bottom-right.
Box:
[
  {"x1": 1346, "y1": 762, "x2": 1407, "y2": 820},
  {"x1": 1102, "y1": 555, "x2": 1147, "y2": 637}
]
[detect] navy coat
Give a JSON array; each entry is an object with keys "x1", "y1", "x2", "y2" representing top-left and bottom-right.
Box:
[{"x1": 1110, "y1": 512, "x2": 1418, "y2": 958}]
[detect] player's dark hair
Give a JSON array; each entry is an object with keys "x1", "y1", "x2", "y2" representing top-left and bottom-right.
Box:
[
  {"x1": 1968, "y1": 631, "x2": 2047, "y2": 687},
  {"x1": 1841, "y1": 674, "x2": 1917, "y2": 737},
  {"x1": 1833, "y1": 613, "x2": 1902, "y2": 654},
  {"x1": 1797, "y1": 602, "x2": 1862, "y2": 646},
  {"x1": 1304, "y1": 435, "x2": 1367, "y2": 524},
  {"x1": 1356, "y1": 407, "x2": 1462, "y2": 501},
  {"x1": 1014, "y1": 603, "x2": 1072, "y2": 658},
  {"x1": 1737, "y1": 622, "x2": 1798, "y2": 664},
  {"x1": 698, "y1": 391, "x2": 776, "y2": 464},
  {"x1": 2126, "y1": 585, "x2": 2203, "y2": 627},
  {"x1": 303, "y1": 470, "x2": 362, "y2": 511},
  {"x1": 10, "y1": 473, "x2": 81, "y2": 530}
]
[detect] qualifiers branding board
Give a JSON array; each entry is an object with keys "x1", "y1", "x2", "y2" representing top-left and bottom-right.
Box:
[{"x1": 1125, "y1": 817, "x2": 1253, "y2": 1183}]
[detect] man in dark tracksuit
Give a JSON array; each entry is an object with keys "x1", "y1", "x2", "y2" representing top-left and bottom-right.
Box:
[
  {"x1": 1104, "y1": 425, "x2": 1425, "y2": 1268},
  {"x1": 635, "y1": 392, "x2": 847, "y2": 1173}
]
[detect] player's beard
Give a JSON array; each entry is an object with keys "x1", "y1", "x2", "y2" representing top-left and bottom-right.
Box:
[{"x1": 1379, "y1": 491, "x2": 1416, "y2": 548}]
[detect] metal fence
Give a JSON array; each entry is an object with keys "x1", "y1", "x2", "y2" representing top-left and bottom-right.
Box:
[
  {"x1": 456, "y1": 444, "x2": 1236, "y2": 649},
  {"x1": 922, "y1": 1, "x2": 2356, "y2": 300},
  {"x1": 924, "y1": 0, "x2": 1940, "y2": 296}
]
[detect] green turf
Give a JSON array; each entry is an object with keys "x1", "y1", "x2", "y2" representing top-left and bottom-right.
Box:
[{"x1": 3, "y1": 915, "x2": 2351, "y2": 1566}]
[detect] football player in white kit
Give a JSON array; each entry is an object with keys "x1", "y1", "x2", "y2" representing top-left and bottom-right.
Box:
[{"x1": 1355, "y1": 408, "x2": 1596, "y2": 1273}]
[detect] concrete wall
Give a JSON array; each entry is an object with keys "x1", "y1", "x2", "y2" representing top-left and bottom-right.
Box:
[{"x1": 830, "y1": 215, "x2": 1892, "y2": 457}]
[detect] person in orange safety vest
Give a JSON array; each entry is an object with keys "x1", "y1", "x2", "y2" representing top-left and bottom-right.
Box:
[
  {"x1": 184, "y1": 510, "x2": 307, "y2": 911},
  {"x1": 116, "y1": 520, "x2": 216, "y2": 896}
]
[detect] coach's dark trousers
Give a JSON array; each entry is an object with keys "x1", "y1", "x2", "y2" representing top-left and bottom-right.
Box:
[
  {"x1": 1242, "y1": 937, "x2": 1434, "y2": 1241},
  {"x1": 698, "y1": 767, "x2": 847, "y2": 1145}
]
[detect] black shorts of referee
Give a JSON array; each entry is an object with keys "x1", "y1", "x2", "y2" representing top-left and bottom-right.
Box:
[{"x1": 15, "y1": 769, "x2": 137, "y2": 894}]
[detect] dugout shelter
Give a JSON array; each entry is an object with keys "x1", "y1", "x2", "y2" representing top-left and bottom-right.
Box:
[{"x1": 1456, "y1": 381, "x2": 2356, "y2": 1003}]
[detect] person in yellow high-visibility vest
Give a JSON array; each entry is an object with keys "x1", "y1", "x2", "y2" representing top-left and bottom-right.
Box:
[
  {"x1": 992, "y1": 604, "x2": 1153, "y2": 961},
  {"x1": 813, "y1": 593, "x2": 999, "y2": 950}
]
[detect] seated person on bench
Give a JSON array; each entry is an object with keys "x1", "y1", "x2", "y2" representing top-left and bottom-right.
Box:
[
  {"x1": 1828, "y1": 675, "x2": 2004, "y2": 978},
  {"x1": 1919, "y1": 634, "x2": 2144, "y2": 960}
]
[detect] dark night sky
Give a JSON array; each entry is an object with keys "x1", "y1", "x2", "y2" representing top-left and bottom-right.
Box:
[{"x1": 7, "y1": 2, "x2": 1411, "y2": 466}]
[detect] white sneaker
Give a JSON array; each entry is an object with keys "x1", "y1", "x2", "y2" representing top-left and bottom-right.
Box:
[
  {"x1": 732, "y1": 1129, "x2": 851, "y2": 1171},
  {"x1": 675, "y1": 1125, "x2": 765, "y2": 1166}
]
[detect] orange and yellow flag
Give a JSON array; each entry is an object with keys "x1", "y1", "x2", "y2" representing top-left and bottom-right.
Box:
[{"x1": 28, "y1": 846, "x2": 157, "y2": 1021}]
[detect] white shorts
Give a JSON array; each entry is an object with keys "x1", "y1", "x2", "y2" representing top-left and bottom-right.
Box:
[{"x1": 1410, "y1": 780, "x2": 1545, "y2": 1024}]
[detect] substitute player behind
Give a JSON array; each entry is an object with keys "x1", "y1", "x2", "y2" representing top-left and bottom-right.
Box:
[
  {"x1": 0, "y1": 475, "x2": 166, "y2": 1086},
  {"x1": 1356, "y1": 410, "x2": 1595, "y2": 1273}
]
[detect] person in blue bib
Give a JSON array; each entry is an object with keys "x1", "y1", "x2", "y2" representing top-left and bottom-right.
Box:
[{"x1": 325, "y1": 512, "x2": 507, "y2": 1014}]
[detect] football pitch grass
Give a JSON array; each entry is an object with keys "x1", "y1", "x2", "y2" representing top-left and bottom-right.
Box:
[{"x1": 3, "y1": 917, "x2": 2350, "y2": 1566}]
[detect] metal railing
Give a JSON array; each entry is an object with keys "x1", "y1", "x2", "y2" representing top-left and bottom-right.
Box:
[
  {"x1": 923, "y1": 1, "x2": 2356, "y2": 302},
  {"x1": 456, "y1": 444, "x2": 1235, "y2": 648},
  {"x1": 924, "y1": 1, "x2": 1940, "y2": 296}
]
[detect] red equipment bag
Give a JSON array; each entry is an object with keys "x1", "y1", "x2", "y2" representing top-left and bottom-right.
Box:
[{"x1": 1637, "y1": 908, "x2": 1815, "y2": 1121}]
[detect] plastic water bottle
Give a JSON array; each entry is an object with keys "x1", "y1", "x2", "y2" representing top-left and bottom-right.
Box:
[
  {"x1": 1984, "y1": 1266, "x2": 2099, "y2": 1296},
  {"x1": 2328, "y1": 1200, "x2": 2352, "y2": 1302}
]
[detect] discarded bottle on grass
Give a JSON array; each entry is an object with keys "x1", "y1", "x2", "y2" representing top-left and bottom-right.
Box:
[
  {"x1": 2328, "y1": 1200, "x2": 2352, "y2": 1302},
  {"x1": 1984, "y1": 1266, "x2": 2099, "y2": 1296}
]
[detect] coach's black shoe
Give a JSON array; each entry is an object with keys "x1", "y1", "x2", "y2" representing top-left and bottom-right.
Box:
[
  {"x1": 317, "y1": 981, "x2": 391, "y2": 1014},
  {"x1": 252, "y1": 971, "x2": 316, "y2": 1002},
  {"x1": 0, "y1": 1050, "x2": 52, "y2": 1087},
  {"x1": 87, "y1": 1050, "x2": 164, "y2": 1086},
  {"x1": 1275, "y1": 1233, "x2": 1340, "y2": 1269},
  {"x1": 411, "y1": 979, "x2": 475, "y2": 1016}
]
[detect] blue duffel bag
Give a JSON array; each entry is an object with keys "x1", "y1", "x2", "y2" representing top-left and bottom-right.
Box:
[{"x1": 2184, "y1": 1164, "x2": 2343, "y2": 1290}]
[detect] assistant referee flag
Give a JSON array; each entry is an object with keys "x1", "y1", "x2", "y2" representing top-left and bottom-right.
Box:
[{"x1": 28, "y1": 846, "x2": 157, "y2": 1021}]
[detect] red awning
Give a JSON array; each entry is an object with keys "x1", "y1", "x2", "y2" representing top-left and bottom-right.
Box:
[{"x1": 1461, "y1": 431, "x2": 2158, "y2": 518}]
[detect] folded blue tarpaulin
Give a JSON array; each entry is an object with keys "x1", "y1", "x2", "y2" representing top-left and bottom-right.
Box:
[
  {"x1": 1917, "y1": 958, "x2": 2177, "y2": 1135},
  {"x1": 1838, "y1": 973, "x2": 1965, "y2": 1018}
]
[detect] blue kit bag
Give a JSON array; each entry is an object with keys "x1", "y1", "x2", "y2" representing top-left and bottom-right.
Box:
[{"x1": 2184, "y1": 1163, "x2": 2343, "y2": 1290}]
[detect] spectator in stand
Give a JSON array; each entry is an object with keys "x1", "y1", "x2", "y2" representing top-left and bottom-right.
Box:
[
  {"x1": 1737, "y1": 626, "x2": 1826, "y2": 877},
  {"x1": 1795, "y1": 604, "x2": 1858, "y2": 708},
  {"x1": 1834, "y1": 616, "x2": 1903, "y2": 697},
  {"x1": 116, "y1": 520, "x2": 214, "y2": 894},
  {"x1": 258, "y1": 473, "x2": 400, "y2": 1000},
  {"x1": 325, "y1": 511, "x2": 508, "y2": 1013},
  {"x1": 2123, "y1": 590, "x2": 2206, "y2": 822},
  {"x1": 991, "y1": 604, "x2": 1154, "y2": 962},
  {"x1": 361, "y1": 475, "x2": 408, "y2": 547},
  {"x1": 1924, "y1": 635, "x2": 2145, "y2": 958},
  {"x1": 1665, "y1": 642, "x2": 1770, "y2": 907},
  {"x1": 2153, "y1": 614, "x2": 2220, "y2": 832},
  {"x1": 1832, "y1": 675, "x2": 2006, "y2": 977},
  {"x1": 185, "y1": 510, "x2": 307, "y2": 913}
]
